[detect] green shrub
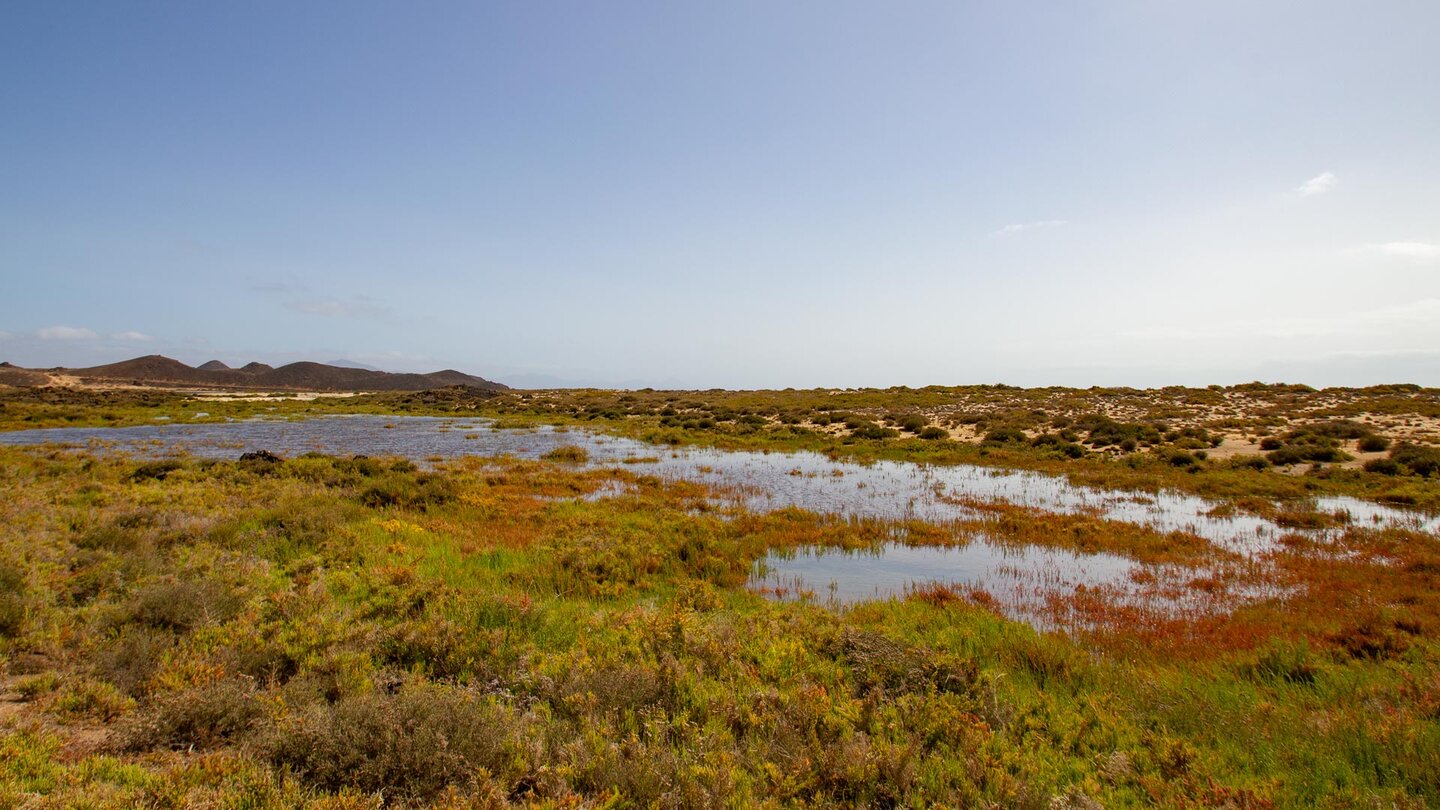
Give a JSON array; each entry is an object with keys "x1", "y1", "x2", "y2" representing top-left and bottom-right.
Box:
[
  {"x1": 52, "y1": 677, "x2": 134, "y2": 720},
  {"x1": 1363, "y1": 458, "x2": 1401, "y2": 476},
  {"x1": 1159, "y1": 449, "x2": 1199, "y2": 467},
  {"x1": 898, "y1": 415, "x2": 928, "y2": 433},
  {"x1": 1357, "y1": 435, "x2": 1391, "y2": 452},
  {"x1": 1391, "y1": 442, "x2": 1440, "y2": 477},
  {"x1": 918, "y1": 426, "x2": 948, "y2": 440},
  {"x1": 1265, "y1": 433, "x2": 1349, "y2": 465},
  {"x1": 1072, "y1": 414, "x2": 1161, "y2": 448},
  {"x1": 849, "y1": 421, "x2": 899, "y2": 440},
  {"x1": 1266, "y1": 447, "x2": 1303, "y2": 466},
  {"x1": 983, "y1": 427, "x2": 1028, "y2": 444},
  {"x1": 542, "y1": 445, "x2": 590, "y2": 463},
  {"x1": 358, "y1": 471, "x2": 457, "y2": 510},
  {"x1": 1303, "y1": 419, "x2": 1374, "y2": 439}
]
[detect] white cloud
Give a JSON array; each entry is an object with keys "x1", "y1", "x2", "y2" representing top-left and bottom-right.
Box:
[
  {"x1": 37, "y1": 326, "x2": 99, "y2": 340},
  {"x1": 111, "y1": 331, "x2": 154, "y2": 341},
  {"x1": 993, "y1": 219, "x2": 1068, "y2": 237},
  {"x1": 1296, "y1": 171, "x2": 1337, "y2": 196},
  {"x1": 285, "y1": 298, "x2": 389, "y2": 318},
  {"x1": 1370, "y1": 241, "x2": 1440, "y2": 263}
]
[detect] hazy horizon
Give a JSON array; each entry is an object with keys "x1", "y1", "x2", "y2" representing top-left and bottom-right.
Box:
[{"x1": 4, "y1": 2, "x2": 1439, "y2": 389}]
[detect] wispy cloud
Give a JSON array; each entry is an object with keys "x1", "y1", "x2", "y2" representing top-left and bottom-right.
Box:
[
  {"x1": 37, "y1": 325, "x2": 99, "y2": 341},
  {"x1": 110, "y1": 331, "x2": 154, "y2": 341},
  {"x1": 993, "y1": 219, "x2": 1068, "y2": 237},
  {"x1": 1296, "y1": 171, "x2": 1337, "y2": 196},
  {"x1": 285, "y1": 297, "x2": 389, "y2": 318},
  {"x1": 1369, "y1": 241, "x2": 1440, "y2": 263}
]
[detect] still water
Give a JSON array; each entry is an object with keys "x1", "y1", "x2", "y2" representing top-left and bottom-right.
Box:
[{"x1": 3, "y1": 415, "x2": 1432, "y2": 622}]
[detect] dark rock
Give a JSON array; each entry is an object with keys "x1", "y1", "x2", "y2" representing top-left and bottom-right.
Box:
[{"x1": 239, "y1": 450, "x2": 284, "y2": 464}]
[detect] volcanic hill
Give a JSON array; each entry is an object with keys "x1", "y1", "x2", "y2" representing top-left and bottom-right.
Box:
[{"x1": 5, "y1": 355, "x2": 508, "y2": 392}]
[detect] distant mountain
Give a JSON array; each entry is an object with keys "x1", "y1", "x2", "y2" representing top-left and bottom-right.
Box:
[
  {"x1": 76, "y1": 355, "x2": 199, "y2": 383},
  {"x1": 4, "y1": 355, "x2": 508, "y2": 392},
  {"x1": 325, "y1": 359, "x2": 381, "y2": 371}
]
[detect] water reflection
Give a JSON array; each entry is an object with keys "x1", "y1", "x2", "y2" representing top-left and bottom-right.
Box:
[{"x1": 4, "y1": 415, "x2": 1431, "y2": 552}]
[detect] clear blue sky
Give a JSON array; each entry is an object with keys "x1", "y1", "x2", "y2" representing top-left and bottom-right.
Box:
[{"x1": 3, "y1": 1, "x2": 1438, "y2": 388}]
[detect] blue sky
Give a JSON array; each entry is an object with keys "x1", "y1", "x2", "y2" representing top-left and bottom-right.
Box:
[{"x1": 2, "y1": 1, "x2": 1438, "y2": 388}]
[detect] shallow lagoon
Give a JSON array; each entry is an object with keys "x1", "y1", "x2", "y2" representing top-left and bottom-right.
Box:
[{"x1": 3, "y1": 415, "x2": 1433, "y2": 622}]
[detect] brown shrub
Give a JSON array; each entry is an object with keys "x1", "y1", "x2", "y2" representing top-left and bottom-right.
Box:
[
  {"x1": 120, "y1": 678, "x2": 261, "y2": 750},
  {"x1": 261, "y1": 685, "x2": 525, "y2": 803}
]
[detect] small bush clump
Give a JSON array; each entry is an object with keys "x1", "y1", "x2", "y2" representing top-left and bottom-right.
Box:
[
  {"x1": 1357, "y1": 435, "x2": 1391, "y2": 453},
  {"x1": 127, "y1": 577, "x2": 243, "y2": 633},
  {"x1": 263, "y1": 685, "x2": 523, "y2": 803},
  {"x1": 122, "y1": 678, "x2": 262, "y2": 750},
  {"x1": 358, "y1": 471, "x2": 457, "y2": 509},
  {"x1": 127, "y1": 460, "x2": 185, "y2": 482},
  {"x1": 1390, "y1": 442, "x2": 1440, "y2": 477},
  {"x1": 542, "y1": 445, "x2": 590, "y2": 463},
  {"x1": 983, "y1": 427, "x2": 1028, "y2": 444}
]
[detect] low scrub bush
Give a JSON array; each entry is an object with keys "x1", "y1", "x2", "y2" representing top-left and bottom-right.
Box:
[
  {"x1": 542, "y1": 445, "x2": 590, "y2": 463},
  {"x1": 127, "y1": 460, "x2": 185, "y2": 482},
  {"x1": 121, "y1": 678, "x2": 261, "y2": 751},
  {"x1": 983, "y1": 427, "x2": 1028, "y2": 444},
  {"x1": 1031, "y1": 433, "x2": 1087, "y2": 458},
  {"x1": 1266, "y1": 438, "x2": 1349, "y2": 465},
  {"x1": 127, "y1": 577, "x2": 243, "y2": 633},
  {"x1": 93, "y1": 625, "x2": 175, "y2": 696},
  {"x1": 52, "y1": 677, "x2": 134, "y2": 721},
  {"x1": 826, "y1": 629, "x2": 978, "y2": 698},
  {"x1": 896, "y1": 414, "x2": 928, "y2": 433},
  {"x1": 1364, "y1": 458, "x2": 1401, "y2": 475},
  {"x1": 846, "y1": 420, "x2": 899, "y2": 440},
  {"x1": 358, "y1": 471, "x2": 457, "y2": 510},
  {"x1": 1390, "y1": 442, "x2": 1440, "y2": 477},
  {"x1": 1357, "y1": 435, "x2": 1391, "y2": 452},
  {"x1": 262, "y1": 685, "x2": 524, "y2": 803},
  {"x1": 1158, "y1": 449, "x2": 1199, "y2": 468},
  {"x1": 1072, "y1": 414, "x2": 1161, "y2": 448}
]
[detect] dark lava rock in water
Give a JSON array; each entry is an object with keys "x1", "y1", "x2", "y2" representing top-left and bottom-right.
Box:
[{"x1": 239, "y1": 450, "x2": 284, "y2": 464}]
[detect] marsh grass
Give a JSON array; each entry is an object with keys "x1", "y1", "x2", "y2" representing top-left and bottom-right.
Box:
[
  {"x1": 10, "y1": 383, "x2": 1439, "y2": 510},
  {"x1": 0, "y1": 435, "x2": 1437, "y2": 806}
]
